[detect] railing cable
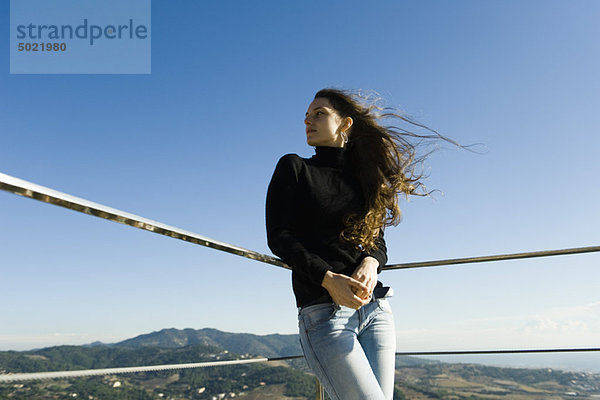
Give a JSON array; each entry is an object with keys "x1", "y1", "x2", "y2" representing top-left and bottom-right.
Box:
[{"x1": 1, "y1": 348, "x2": 599, "y2": 383}]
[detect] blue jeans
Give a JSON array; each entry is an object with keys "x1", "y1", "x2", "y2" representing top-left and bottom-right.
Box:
[{"x1": 298, "y1": 297, "x2": 396, "y2": 400}]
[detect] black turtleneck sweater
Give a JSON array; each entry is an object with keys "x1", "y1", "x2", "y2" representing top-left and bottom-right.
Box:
[{"x1": 266, "y1": 146, "x2": 388, "y2": 308}]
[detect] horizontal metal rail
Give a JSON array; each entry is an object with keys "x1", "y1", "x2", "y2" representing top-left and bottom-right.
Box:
[
  {"x1": 395, "y1": 347, "x2": 600, "y2": 356},
  {"x1": 1, "y1": 172, "x2": 598, "y2": 272},
  {"x1": 382, "y1": 246, "x2": 600, "y2": 270},
  {"x1": 1, "y1": 348, "x2": 599, "y2": 383},
  {"x1": 0, "y1": 172, "x2": 289, "y2": 270}
]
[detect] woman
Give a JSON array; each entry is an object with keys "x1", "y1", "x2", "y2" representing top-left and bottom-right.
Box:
[{"x1": 266, "y1": 88, "x2": 431, "y2": 400}]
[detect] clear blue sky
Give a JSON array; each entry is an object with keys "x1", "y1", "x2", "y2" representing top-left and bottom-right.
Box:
[{"x1": 1, "y1": 1, "x2": 599, "y2": 371}]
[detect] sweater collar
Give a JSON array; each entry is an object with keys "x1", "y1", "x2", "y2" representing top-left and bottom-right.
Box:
[{"x1": 312, "y1": 146, "x2": 347, "y2": 168}]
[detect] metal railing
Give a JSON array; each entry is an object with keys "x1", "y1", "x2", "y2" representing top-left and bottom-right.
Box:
[
  {"x1": 2, "y1": 348, "x2": 600, "y2": 383},
  {"x1": 0, "y1": 172, "x2": 287, "y2": 269},
  {"x1": 1, "y1": 171, "x2": 599, "y2": 395}
]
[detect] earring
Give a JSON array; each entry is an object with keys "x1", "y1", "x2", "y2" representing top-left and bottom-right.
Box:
[{"x1": 341, "y1": 130, "x2": 349, "y2": 144}]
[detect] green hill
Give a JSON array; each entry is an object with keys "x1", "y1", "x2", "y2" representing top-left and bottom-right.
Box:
[{"x1": 115, "y1": 327, "x2": 302, "y2": 358}]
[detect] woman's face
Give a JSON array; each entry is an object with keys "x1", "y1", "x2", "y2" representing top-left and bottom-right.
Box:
[{"x1": 304, "y1": 97, "x2": 349, "y2": 147}]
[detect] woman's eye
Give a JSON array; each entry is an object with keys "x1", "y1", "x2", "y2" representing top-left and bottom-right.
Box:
[{"x1": 316, "y1": 111, "x2": 323, "y2": 116}]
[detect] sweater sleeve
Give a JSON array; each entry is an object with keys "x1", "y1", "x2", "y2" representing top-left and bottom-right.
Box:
[
  {"x1": 362, "y1": 228, "x2": 388, "y2": 273},
  {"x1": 265, "y1": 155, "x2": 333, "y2": 286}
]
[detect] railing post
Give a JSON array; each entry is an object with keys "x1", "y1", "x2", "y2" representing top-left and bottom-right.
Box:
[{"x1": 315, "y1": 378, "x2": 325, "y2": 400}]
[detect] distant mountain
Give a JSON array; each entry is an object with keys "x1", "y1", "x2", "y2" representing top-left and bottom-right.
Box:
[
  {"x1": 0, "y1": 343, "x2": 225, "y2": 374},
  {"x1": 113, "y1": 327, "x2": 302, "y2": 358}
]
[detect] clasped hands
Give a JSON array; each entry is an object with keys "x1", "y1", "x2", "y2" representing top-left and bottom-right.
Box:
[{"x1": 321, "y1": 256, "x2": 379, "y2": 310}]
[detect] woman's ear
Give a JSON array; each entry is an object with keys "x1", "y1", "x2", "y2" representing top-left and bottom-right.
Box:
[{"x1": 344, "y1": 116, "x2": 354, "y2": 131}]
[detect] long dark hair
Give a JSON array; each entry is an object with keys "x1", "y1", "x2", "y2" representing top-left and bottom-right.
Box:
[{"x1": 314, "y1": 88, "x2": 459, "y2": 251}]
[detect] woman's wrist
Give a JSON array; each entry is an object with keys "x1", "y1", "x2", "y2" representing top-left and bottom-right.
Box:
[
  {"x1": 321, "y1": 270, "x2": 335, "y2": 289},
  {"x1": 361, "y1": 256, "x2": 379, "y2": 269}
]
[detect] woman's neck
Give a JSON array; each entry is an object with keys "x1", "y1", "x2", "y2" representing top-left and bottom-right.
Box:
[{"x1": 313, "y1": 146, "x2": 346, "y2": 167}]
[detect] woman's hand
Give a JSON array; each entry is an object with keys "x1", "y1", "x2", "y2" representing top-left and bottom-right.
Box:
[
  {"x1": 351, "y1": 256, "x2": 379, "y2": 300},
  {"x1": 321, "y1": 271, "x2": 370, "y2": 310}
]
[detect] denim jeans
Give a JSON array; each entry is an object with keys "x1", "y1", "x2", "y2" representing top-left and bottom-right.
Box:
[{"x1": 298, "y1": 296, "x2": 396, "y2": 400}]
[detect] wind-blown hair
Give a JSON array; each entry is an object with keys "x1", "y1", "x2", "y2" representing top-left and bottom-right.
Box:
[{"x1": 314, "y1": 88, "x2": 458, "y2": 251}]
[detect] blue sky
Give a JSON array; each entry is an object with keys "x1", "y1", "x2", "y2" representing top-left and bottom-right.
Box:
[{"x1": 1, "y1": 1, "x2": 599, "y2": 371}]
